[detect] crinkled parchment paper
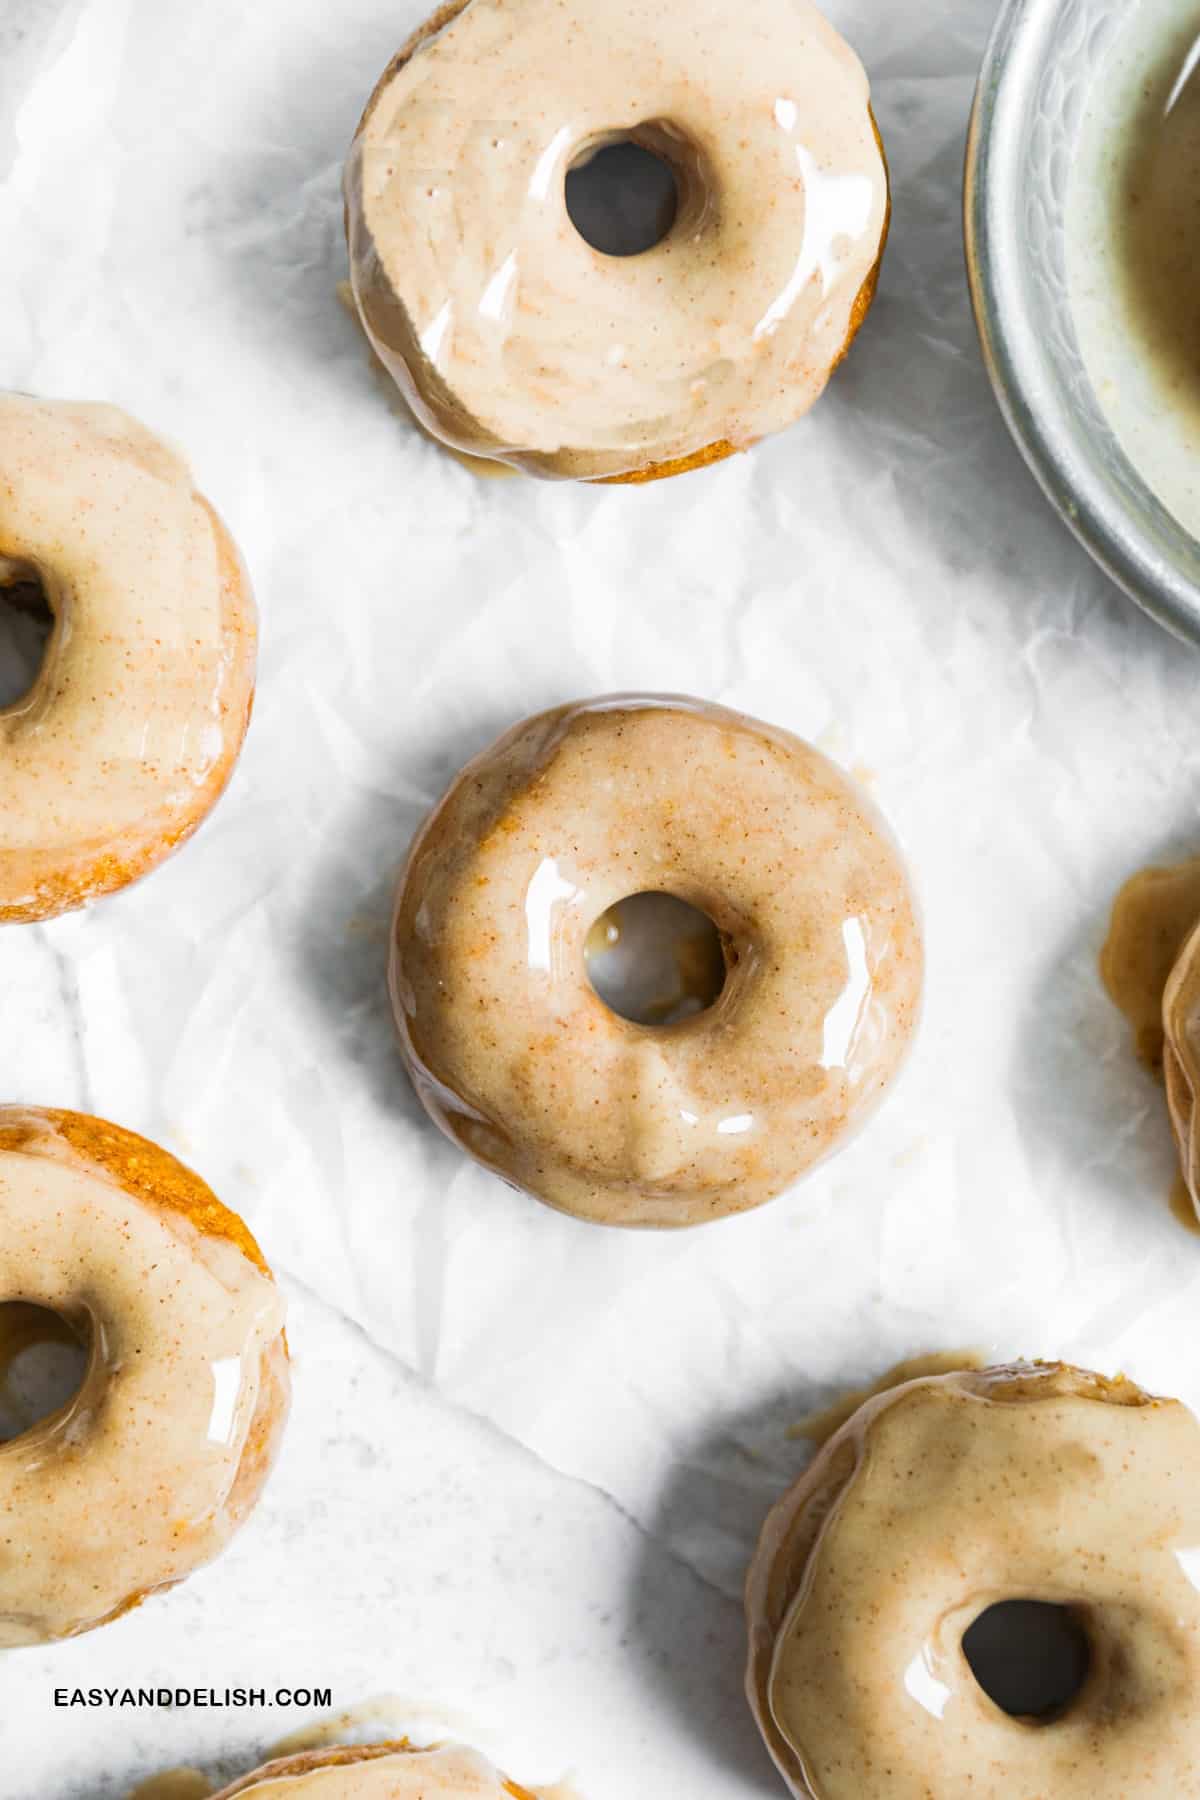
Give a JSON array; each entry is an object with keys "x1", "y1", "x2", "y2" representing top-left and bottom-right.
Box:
[{"x1": 4, "y1": 0, "x2": 1200, "y2": 1790}]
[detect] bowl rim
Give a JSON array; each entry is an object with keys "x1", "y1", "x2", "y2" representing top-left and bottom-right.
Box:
[{"x1": 964, "y1": 0, "x2": 1200, "y2": 647}]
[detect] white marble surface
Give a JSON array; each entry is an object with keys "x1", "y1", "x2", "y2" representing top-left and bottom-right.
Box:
[{"x1": 5, "y1": 0, "x2": 1200, "y2": 1792}]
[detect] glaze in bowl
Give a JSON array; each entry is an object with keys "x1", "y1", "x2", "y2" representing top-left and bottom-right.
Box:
[{"x1": 965, "y1": 0, "x2": 1200, "y2": 646}]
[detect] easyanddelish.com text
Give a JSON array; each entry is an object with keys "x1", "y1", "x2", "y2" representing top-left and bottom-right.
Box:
[{"x1": 53, "y1": 1686, "x2": 332, "y2": 1709}]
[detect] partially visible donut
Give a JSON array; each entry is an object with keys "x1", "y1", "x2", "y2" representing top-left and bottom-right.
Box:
[
  {"x1": 390, "y1": 695, "x2": 922, "y2": 1227},
  {"x1": 210, "y1": 1739, "x2": 541, "y2": 1796},
  {"x1": 745, "y1": 1360, "x2": 1200, "y2": 1799},
  {"x1": 345, "y1": 0, "x2": 889, "y2": 480},
  {"x1": 0, "y1": 394, "x2": 256, "y2": 922},
  {"x1": 0, "y1": 1107, "x2": 289, "y2": 1644},
  {"x1": 1164, "y1": 918, "x2": 1200, "y2": 1212}
]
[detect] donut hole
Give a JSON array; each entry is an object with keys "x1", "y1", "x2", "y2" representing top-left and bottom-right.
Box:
[
  {"x1": 0, "y1": 560, "x2": 53, "y2": 711},
  {"x1": 585, "y1": 892, "x2": 727, "y2": 1025},
  {"x1": 0, "y1": 1302, "x2": 90, "y2": 1443},
  {"x1": 963, "y1": 1600, "x2": 1092, "y2": 1723},
  {"x1": 566, "y1": 126, "x2": 695, "y2": 256}
]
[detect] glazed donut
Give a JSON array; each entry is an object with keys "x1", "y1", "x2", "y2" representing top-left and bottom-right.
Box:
[
  {"x1": 0, "y1": 1107, "x2": 289, "y2": 1644},
  {"x1": 210, "y1": 1739, "x2": 541, "y2": 1797},
  {"x1": 1100, "y1": 857, "x2": 1200, "y2": 1224},
  {"x1": 1164, "y1": 919, "x2": 1200, "y2": 1213},
  {"x1": 390, "y1": 696, "x2": 922, "y2": 1227},
  {"x1": 745, "y1": 1360, "x2": 1200, "y2": 1800},
  {"x1": 345, "y1": 0, "x2": 889, "y2": 481},
  {"x1": 0, "y1": 394, "x2": 256, "y2": 922}
]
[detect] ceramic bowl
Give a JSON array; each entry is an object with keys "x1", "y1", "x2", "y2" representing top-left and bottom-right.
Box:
[{"x1": 965, "y1": 0, "x2": 1200, "y2": 645}]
